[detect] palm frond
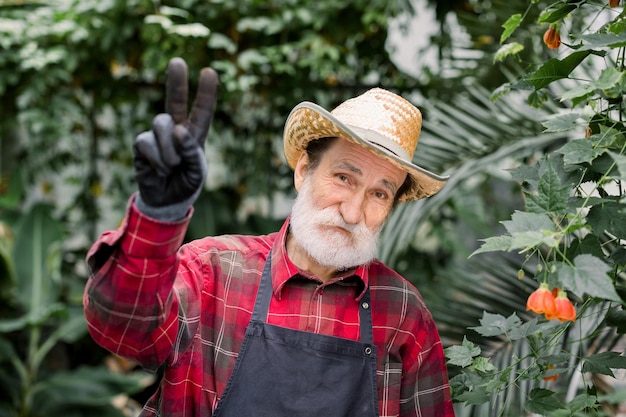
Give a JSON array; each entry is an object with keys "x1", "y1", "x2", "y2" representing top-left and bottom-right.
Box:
[{"x1": 379, "y1": 84, "x2": 568, "y2": 264}]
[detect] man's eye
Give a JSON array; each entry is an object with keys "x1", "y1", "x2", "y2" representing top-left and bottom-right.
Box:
[
  {"x1": 374, "y1": 191, "x2": 388, "y2": 200},
  {"x1": 338, "y1": 174, "x2": 349, "y2": 182}
]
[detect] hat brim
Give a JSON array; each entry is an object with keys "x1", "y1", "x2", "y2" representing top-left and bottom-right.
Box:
[{"x1": 283, "y1": 102, "x2": 448, "y2": 202}]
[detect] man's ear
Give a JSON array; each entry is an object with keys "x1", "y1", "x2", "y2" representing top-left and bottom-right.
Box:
[{"x1": 293, "y1": 153, "x2": 309, "y2": 192}]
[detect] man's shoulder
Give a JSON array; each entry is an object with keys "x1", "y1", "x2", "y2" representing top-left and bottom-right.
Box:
[
  {"x1": 367, "y1": 260, "x2": 430, "y2": 312},
  {"x1": 368, "y1": 260, "x2": 415, "y2": 288}
]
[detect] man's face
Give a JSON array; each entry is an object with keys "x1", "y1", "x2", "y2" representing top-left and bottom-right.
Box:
[{"x1": 289, "y1": 138, "x2": 407, "y2": 270}]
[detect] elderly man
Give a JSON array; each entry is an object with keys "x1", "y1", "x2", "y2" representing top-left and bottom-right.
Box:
[{"x1": 84, "y1": 58, "x2": 454, "y2": 417}]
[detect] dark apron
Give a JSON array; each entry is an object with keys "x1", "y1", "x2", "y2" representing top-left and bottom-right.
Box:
[{"x1": 213, "y1": 251, "x2": 379, "y2": 417}]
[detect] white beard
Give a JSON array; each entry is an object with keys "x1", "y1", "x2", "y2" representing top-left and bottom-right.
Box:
[{"x1": 289, "y1": 176, "x2": 381, "y2": 270}]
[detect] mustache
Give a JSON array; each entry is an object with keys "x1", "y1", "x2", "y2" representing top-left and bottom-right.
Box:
[{"x1": 314, "y1": 208, "x2": 364, "y2": 234}]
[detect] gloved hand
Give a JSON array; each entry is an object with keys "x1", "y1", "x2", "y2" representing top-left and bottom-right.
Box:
[{"x1": 133, "y1": 58, "x2": 218, "y2": 220}]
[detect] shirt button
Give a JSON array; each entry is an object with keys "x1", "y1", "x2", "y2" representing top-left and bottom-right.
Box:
[
  {"x1": 361, "y1": 301, "x2": 369, "y2": 310},
  {"x1": 364, "y1": 346, "x2": 373, "y2": 356}
]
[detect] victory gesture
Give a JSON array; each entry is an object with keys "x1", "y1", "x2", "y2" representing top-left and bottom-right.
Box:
[{"x1": 133, "y1": 58, "x2": 218, "y2": 211}]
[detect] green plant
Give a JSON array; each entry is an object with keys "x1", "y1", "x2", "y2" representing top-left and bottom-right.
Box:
[
  {"x1": 0, "y1": 199, "x2": 152, "y2": 417},
  {"x1": 445, "y1": 1, "x2": 626, "y2": 415}
]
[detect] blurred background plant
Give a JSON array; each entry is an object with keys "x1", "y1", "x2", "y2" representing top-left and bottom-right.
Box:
[{"x1": 0, "y1": 0, "x2": 624, "y2": 416}]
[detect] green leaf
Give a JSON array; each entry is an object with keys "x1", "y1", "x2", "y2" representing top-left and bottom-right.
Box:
[
  {"x1": 449, "y1": 372, "x2": 482, "y2": 399},
  {"x1": 542, "y1": 112, "x2": 584, "y2": 133},
  {"x1": 0, "y1": 303, "x2": 65, "y2": 333},
  {"x1": 560, "y1": 84, "x2": 594, "y2": 103},
  {"x1": 470, "y1": 312, "x2": 521, "y2": 337},
  {"x1": 455, "y1": 385, "x2": 490, "y2": 405},
  {"x1": 557, "y1": 139, "x2": 606, "y2": 165},
  {"x1": 236, "y1": 16, "x2": 284, "y2": 35},
  {"x1": 144, "y1": 14, "x2": 172, "y2": 29},
  {"x1": 469, "y1": 235, "x2": 512, "y2": 256},
  {"x1": 450, "y1": 372, "x2": 494, "y2": 405},
  {"x1": 509, "y1": 230, "x2": 558, "y2": 250},
  {"x1": 566, "y1": 393, "x2": 598, "y2": 412},
  {"x1": 0, "y1": 223, "x2": 15, "y2": 290},
  {"x1": 159, "y1": 5, "x2": 190, "y2": 19},
  {"x1": 596, "y1": 67, "x2": 623, "y2": 89},
  {"x1": 31, "y1": 308, "x2": 88, "y2": 372},
  {"x1": 500, "y1": 14, "x2": 522, "y2": 43},
  {"x1": 34, "y1": 366, "x2": 153, "y2": 414},
  {"x1": 473, "y1": 211, "x2": 556, "y2": 254},
  {"x1": 598, "y1": 389, "x2": 626, "y2": 405},
  {"x1": 470, "y1": 356, "x2": 496, "y2": 373},
  {"x1": 591, "y1": 125, "x2": 623, "y2": 148},
  {"x1": 609, "y1": 151, "x2": 626, "y2": 180},
  {"x1": 587, "y1": 202, "x2": 626, "y2": 240},
  {"x1": 508, "y1": 317, "x2": 544, "y2": 341},
  {"x1": 445, "y1": 337, "x2": 481, "y2": 368},
  {"x1": 490, "y1": 82, "x2": 512, "y2": 102},
  {"x1": 237, "y1": 49, "x2": 270, "y2": 70},
  {"x1": 525, "y1": 159, "x2": 570, "y2": 214},
  {"x1": 525, "y1": 388, "x2": 566, "y2": 413},
  {"x1": 538, "y1": 3, "x2": 577, "y2": 24},
  {"x1": 0, "y1": 169, "x2": 24, "y2": 209},
  {"x1": 609, "y1": 247, "x2": 626, "y2": 272},
  {"x1": 494, "y1": 42, "x2": 524, "y2": 62},
  {"x1": 168, "y1": 23, "x2": 210, "y2": 38},
  {"x1": 603, "y1": 74, "x2": 626, "y2": 100},
  {"x1": 484, "y1": 373, "x2": 507, "y2": 394},
  {"x1": 525, "y1": 51, "x2": 591, "y2": 90},
  {"x1": 565, "y1": 234, "x2": 605, "y2": 261},
  {"x1": 0, "y1": 336, "x2": 19, "y2": 364},
  {"x1": 485, "y1": 211, "x2": 560, "y2": 251},
  {"x1": 509, "y1": 163, "x2": 540, "y2": 188},
  {"x1": 590, "y1": 153, "x2": 621, "y2": 177},
  {"x1": 606, "y1": 307, "x2": 626, "y2": 334},
  {"x1": 577, "y1": 32, "x2": 626, "y2": 51},
  {"x1": 502, "y1": 211, "x2": 555, "y2": 234},
  {"x1": 557, "y1": 255, "x2": 621, "y2": 302},
  {"x1": 208, "y1": 33, "x2": 237, "y2": 53},
  {"x1": 13, "y1": 204, "x2": 63, "y2": 314},
  {"x1": 582, "y1": 351, "x2": 626, "y2": 377}
]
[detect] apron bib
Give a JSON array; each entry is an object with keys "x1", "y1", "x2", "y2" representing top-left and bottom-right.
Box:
[{"x1": 213, "y1": 251, "x2": 379, "y2": 417}]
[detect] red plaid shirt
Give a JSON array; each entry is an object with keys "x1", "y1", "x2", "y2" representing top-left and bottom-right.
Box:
[{"x1": 84, "y1": 196, "x2": 454, "y2": 417}]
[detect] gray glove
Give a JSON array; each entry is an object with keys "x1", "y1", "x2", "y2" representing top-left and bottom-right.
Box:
[{"x1": 133, "y1": 58, "x2": 218, "y2": 221}]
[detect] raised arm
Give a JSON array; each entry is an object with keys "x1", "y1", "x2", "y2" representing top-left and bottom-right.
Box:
[{"x1": 83, "y1": 58, "x2": 218, "y2": 370}]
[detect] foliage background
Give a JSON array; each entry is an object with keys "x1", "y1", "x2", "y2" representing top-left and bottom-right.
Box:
[{"x1": 0, "y1": 0, "x2": 624, "y2": 416}]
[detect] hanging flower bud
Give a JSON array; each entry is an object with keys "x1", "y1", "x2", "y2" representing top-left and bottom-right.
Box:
[
  {"x1": 609, "y1": 0, "x2": 620, "y2": 8},
  {"x1": 526, "y1": 283, "x2": 557, "y2": 317},
  {"x1": 553, "y1": 289, "x2": 576, "y2": 322},
  {"x1": 543, "y1": 25, "x2": 561, "y2": 49},
  {"x1": 542, "y1": 364, "x2": 558, "y2": 382}
]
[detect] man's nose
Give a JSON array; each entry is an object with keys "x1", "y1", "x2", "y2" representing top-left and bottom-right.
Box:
[{"x1": 339, "y1": 192, "x2": 365, "y2": 225}]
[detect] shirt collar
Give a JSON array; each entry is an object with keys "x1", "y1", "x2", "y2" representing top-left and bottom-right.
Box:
[{"x1": 270, "y1": 217, "x2": 369, "y2": 300}]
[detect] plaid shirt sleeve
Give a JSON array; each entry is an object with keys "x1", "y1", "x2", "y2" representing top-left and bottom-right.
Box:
[
  {"x1": 369, "y1": 264, "x2": 455, "y2": 417},
  {"x1": 400, "y1": 302, "x2": 454, "y2": 417},
  {"x1": 83, "y1": 195, "x2": 197, "y2": 370}
]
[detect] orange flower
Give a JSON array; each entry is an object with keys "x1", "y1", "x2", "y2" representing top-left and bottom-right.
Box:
[
  {"x1": 542, "y1": 364, "x2": 558, "y2": 382},
  {"x1": 526, "y1": 283, "x2": 557, "y2": 317},
  {"x1": 553, "y1": 289, "x2": 576, "y2": 322},
  {"x1": 543, "y1": 25, "x2": 561, "y2": 49},
  {"x1": 609, "y1": 0, "x2": 620, "y2": 7}
]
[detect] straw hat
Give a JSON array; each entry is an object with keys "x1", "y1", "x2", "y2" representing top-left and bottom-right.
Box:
[{"x1": 283, "y1": 88, "x2": 448, "y2": 202}]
